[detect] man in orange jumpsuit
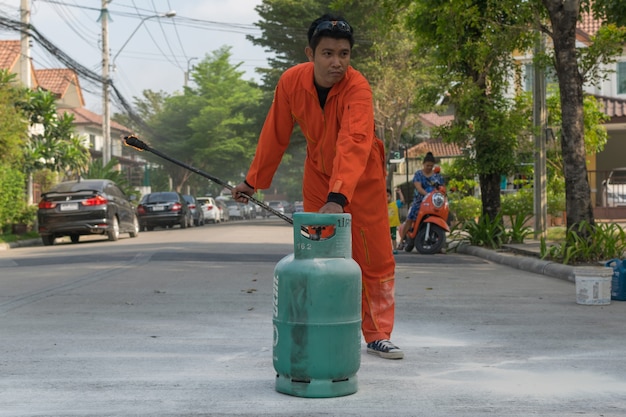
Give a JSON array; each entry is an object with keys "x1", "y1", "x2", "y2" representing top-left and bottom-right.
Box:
[{"x1": 232, "y1": 14, "x2": 402, "y2": 360}]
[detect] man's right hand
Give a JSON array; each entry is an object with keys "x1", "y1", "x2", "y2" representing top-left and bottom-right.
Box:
[{"x1": 232, "y1": 182, "x2": 254, "y2": 203}]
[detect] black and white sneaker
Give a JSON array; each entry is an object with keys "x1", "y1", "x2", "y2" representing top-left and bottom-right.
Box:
[{"x1": 367, "y1": 339, "x2": 404, "y2": 359}]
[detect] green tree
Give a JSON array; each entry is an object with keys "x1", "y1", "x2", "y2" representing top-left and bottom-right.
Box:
[
  {"x1": 112, "y1": 89, "x2": 169, "y2": 138},
  {"x1": 19, "y1": 89, "x2": 89, "y2": 178},
  {"x1": 546, "y1": 91, "x2": 610, "y2": 186},
  {"x1": 0, "y1": 163, "x2": 26, "y2": 230},
  {"x1": 395, "y1": 0, "x2": 536, "y2": 220},
  {"x1": 141, "y1": 47, "x2": 263, "y2": 193},
  {"x1": 535, "y1": 0, "x2": 626, "y2": 229},
  {"x1": 84, "y1": 158, "x2": 139, "y2": 199},
  {"x1": 0, "y1": 70, "x2": 27, "y2": 166}
]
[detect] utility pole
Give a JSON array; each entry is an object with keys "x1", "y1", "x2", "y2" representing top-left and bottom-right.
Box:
[
  {"x1": 184, "y1": 57, "x2": 197, "y2": 87},
  {"x1": 19, "y1": 0, "x2": 31, "y2": 89},
  {"x1": 533, "y1": 32, "x2": 547, "y2": 239},
  {"x1": 101, "y1": 0, "x2": 111, "y2": 165},
  {"x1": 20, "y1": 0, "x2": 33, "y2": 205}
]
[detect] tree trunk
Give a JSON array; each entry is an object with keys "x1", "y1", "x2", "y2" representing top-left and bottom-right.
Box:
[
  {"x1": 542, "y1": 0, "x2": 595, "y2": 229},
  {"x1": 479, "y1": 172, "x2": 501, "y2": 220}
]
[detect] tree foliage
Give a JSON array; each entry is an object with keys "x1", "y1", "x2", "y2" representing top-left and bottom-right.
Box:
[
  {"x1": 0, "y1": 163, "x2": 26, "y2": 230},
  {"x1": 135, "y1": 47, "x2": 263, "y2": 194},
  {"x1": 388, "y1": 0, "x2": 626, "y2": 230},
  {"x1": 394, "y1": 0, "x2": 535, "y2": 219},
  {"x1": 84, "y1": 158, "x2": 140, "y2": 199},
  {"x1": 537, "y1": 0, "x2": 626, "y2": 229},
  {"x1": 0, "y1": 70, "x2": 27, "y2": 166},
  {"x1": 18, "y1": 88, "x2": 89, "y2": 179}
]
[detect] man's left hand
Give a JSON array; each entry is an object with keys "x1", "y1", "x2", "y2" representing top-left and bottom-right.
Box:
[{"x1": 319, "y1": 202, "x2": 344, "y2": 214}]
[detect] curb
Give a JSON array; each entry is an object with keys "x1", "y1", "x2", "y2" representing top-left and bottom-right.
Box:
[
  {"x1": 0, "y1": 237, "x2": 591, "y2": 285},
  {"x1": 0, "y1": 238, "x2": 41, "y2": 251},
  {"x1": 456, "y1": 243, "x2": 576, "y2": 283}
]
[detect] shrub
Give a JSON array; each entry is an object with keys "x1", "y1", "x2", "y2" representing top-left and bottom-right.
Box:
[
  {"x1": 501, "y1": 189, "x2": 533, "y2": 243},
  {"x1": 541, "y1": 221, "x2": 626, "y2": 264},
  {"x1": 547, "y1": 190, "x2": 566, "y2": 217},
  {"x1": 0, "y1": 163, "x2": 26, "y2": 229},
  {"x1": 448, "y1": 193, "x2": 481, "y2": 223},
  {"x1": 500, "y1": 188, "x2": 533, "y2": 217},
  {"x1": 450, "y1": 213, "x2": 507, "y2": 249}
]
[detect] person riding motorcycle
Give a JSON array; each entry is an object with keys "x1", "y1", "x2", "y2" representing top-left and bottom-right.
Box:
[{"x1": 398, "y1": 152, "x2": 444, "y2": 250}]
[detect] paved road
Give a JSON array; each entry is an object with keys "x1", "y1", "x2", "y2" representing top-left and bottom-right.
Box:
[{"x1": 1, "y1": 220, "x2": 625, "y2": 416}]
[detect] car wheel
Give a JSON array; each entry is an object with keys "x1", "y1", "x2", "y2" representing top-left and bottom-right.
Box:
[
  {"x1": 70, "y1": 234, "x2": 80, "y2": 244},
  {"x1": 42, "y1": 235, "x2": 55, "y2": 246},
  {"x1": 147, "y1": 225, "x2": 154, "y2": 231},
  {"x1": 129, "y1": 215, "x2": 140, "y2": 238},
  {"x1": 108, "y1": 216, "x2": 120, "y2": 241}
]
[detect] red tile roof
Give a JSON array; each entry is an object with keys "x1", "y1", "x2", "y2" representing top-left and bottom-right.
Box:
[
  {"x1": 60, "y1": 107, "x2": 132, "y2": 134},
  {"x1": 35, "y1": 68, "x2": 84, "y2": 105},
  {"x1": 419, "y1": 112, "x2": 454, "y2": 128},
  {"x1": 593, "y1": 94, "x2": 626, "y2": 123},
  {"x1": 408, "y1": 137, "x2": 462, "y2": 159},
  {"x1": 579, "y1": 11, "x2": 602, "y2": 37},
  {"x1": 0, "y1": 40, "x2": 20, "y2": 71},
  {"x1": 36, "y1": 69, "x2": 73, "y2": 95}
]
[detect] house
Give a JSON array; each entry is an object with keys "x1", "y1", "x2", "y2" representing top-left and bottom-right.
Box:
[
  {"x1": 35, "y1": 68, "x2": 84, "y2": 108},
  {"x1": 0, "y1": 39, "x2": 146, "y2": 200},
  {"x1": 512, "y1": 14, "x2": 626, "y2": 211},
  {"x1": 0, "y1": 40, "x2": 36, "y2": 87},
  {"x1": 390, "y1": 111, "x2": 461, "y2": 191}
]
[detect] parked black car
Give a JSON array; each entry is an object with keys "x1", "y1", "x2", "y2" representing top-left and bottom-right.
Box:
[
  {"x1": 37, "y1": 179, "x2": 139, "y2": 246},
  {"x1": 136, "y1": 191, "x2": 192, "y2": 231}
]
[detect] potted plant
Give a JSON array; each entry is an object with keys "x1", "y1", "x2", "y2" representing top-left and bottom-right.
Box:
[
  {"x1": 548, "y1": 191, "x2": 566, "y2": 226},
  {"x1": 12, "y1": 205, "x2": 37, "y2": 235}
]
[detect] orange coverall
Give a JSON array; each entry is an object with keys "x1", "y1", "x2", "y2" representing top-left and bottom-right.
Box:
[{"x1": 245, "y1": 62, "x2": 396, "y2": 343}]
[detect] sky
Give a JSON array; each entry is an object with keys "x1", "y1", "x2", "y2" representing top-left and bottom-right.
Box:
[{"x1": 0, "y1": 0, "x2": 269, "y2": 113}]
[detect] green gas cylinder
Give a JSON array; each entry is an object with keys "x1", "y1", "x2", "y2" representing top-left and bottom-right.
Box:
[{"x1": 273, "y1": 213, "x2": 362, "y2": 398}]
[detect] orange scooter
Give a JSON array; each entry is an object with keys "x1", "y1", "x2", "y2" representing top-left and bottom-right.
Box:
[{"x1": 403, "y1": 180, "x2": 449, "y2": 254}]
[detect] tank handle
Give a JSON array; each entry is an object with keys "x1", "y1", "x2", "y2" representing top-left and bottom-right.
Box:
[
  {"x1": 299, "y1": 224, "x2": 336, "y2": 241},
  {"x1": 293, "y1": 213, "x2": 352, "y2": 241}
]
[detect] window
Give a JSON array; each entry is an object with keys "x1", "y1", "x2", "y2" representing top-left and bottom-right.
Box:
[
  {"x1": 618, "y1": 62, "x2": 626, "y2": 95},
  {"x1": 524, "y1": 63, "x2": 558, "y2": 92},
  {"x1": 524, "y1": 64, "x2": 533, "y2": 92}
]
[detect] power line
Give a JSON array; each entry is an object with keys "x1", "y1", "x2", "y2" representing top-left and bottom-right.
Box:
[
  {"x1": 48, "y1": 0, "x2": 99, "y2": 46},
  {"x1": 0, "y1": 15, "x2": 152, "y2": 134}
]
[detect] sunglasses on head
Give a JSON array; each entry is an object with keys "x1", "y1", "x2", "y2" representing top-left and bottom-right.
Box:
[{"x1": 312, "y1": 20, "x2": 352, "y2": 38}]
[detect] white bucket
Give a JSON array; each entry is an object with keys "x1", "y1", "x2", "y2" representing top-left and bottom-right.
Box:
[{"x1": 575, "y1": 267, "x2": 612, "y2": 305}]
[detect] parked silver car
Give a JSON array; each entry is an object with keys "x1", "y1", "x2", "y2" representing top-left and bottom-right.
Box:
[
  {"x1": 264, "y1": 200, "x2": 294, "y2": 218},
  {"x1": 183, "y1": 195, "x2": 205, "y2": 226},
  {"x1": 218, "y1": 198, "x2": 244, "y2": 220},
  {"x1": 603, "y1": 168, "x2": 626, "y2": 207},
  {"x1": 216, "y1": 199, "x2": 229, "y2": 222}
]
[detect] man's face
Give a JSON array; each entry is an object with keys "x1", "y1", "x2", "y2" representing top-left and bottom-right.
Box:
[{"x1": 305, "y1": 37, "x2": 351, "y2": 88}]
